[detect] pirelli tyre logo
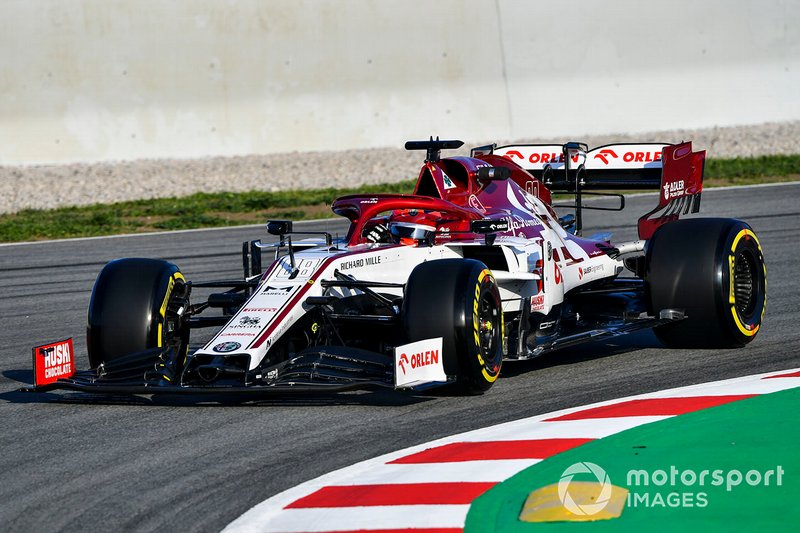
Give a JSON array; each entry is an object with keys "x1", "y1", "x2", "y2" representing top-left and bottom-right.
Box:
[
  {"x1": 473, "y1": 270, "x2": 494, "y2": 349},
  {"x1": 473, "y1": 269, "x2": 502, "y2": 384},
  {"x1": 728, "y1": 229, "x2": 765, "y2": 337}
]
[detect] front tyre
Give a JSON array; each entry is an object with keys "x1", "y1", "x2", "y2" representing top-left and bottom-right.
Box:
[
  {"x1": 403, "y1": 259, "x2": 504, "y2": 394},
  {"x1": 646, "y1": 218, "x2": 766, "y2": 348},
  {"x1": 87, "y1": 258, "x2": 189, "y2": 369}
]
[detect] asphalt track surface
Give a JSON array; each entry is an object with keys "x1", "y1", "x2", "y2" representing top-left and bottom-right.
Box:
[{"x1": 0, "y1": 183, "x2": 798, "y2": 532}]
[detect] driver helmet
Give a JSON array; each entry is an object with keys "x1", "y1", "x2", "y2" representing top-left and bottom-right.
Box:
[{"x1": 389, "y1": 221, "x2": 436, "y2": 244}]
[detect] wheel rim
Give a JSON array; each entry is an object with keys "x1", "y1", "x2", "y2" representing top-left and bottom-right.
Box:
[
  {"x1": 733, "y1": 250, "x2": 758, "y2": 319},
  {"x1": 163, "y1": 280, "x2": 189, "y2": 359},
  {"x1": 478, "y1": 292, "x2": 501, "y2": 370}
]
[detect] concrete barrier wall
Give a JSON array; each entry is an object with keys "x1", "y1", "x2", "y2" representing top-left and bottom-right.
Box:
[{"x1": 1, "y1": 0, "x2": 798, "y2": 165}]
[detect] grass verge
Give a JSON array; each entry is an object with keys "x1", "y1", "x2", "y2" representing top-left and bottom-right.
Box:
[{"x1": 1, "y1": 155, "x2": 798, "y2": 243}]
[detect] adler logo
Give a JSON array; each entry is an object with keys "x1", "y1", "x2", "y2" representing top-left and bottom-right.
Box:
[{"x1": 663, "y1": 180, "x2": 685, "y2": 200}]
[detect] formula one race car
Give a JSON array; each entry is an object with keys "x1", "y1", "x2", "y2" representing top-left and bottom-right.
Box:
[{"x1": 28, "y1": 138, "x2": 767, "y2": 395}]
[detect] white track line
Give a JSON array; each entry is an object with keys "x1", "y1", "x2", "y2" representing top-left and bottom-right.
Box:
[
  {"x1": 258, "y1": 505, "x2": 470, "y2": 533},
  {"x1": 329, "y1": 459, "x2": 541, "y2": 485},
  {"x1": 451, "y1": 416, "x2": 669, "y2": 442}
]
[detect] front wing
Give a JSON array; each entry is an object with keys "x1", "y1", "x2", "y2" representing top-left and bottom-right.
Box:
[
  {"x1": 23, "y1": 309, "x2": 684, "y2": 396},
  {"x1": 23, "y1": 345, "x2": 402, "y2": 395}
]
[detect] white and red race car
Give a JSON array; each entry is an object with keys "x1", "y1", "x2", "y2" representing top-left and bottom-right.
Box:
[{"x1": 28, "y1": 138, "x2": 766, "y2": 395}]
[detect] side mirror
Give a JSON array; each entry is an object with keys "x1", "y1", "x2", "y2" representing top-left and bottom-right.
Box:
[
  {"x1": 470, "y1": 143, "x2": 496, "y2": 157},
  {"x1": 563, "y1": 141, "x2": 588, "y2": 154},
  {"x1": 558, "y1": 214, "x2": 576, "y2": 234},
  {"x1": 267, "y1": 220, "x2": 293, "y2": 236},
  {"x1": 470, "y1": 219, "x2": 509, "y2": 234},
  {"x1": 476, "y1": 166, "x2": 511, "y2": 181}
]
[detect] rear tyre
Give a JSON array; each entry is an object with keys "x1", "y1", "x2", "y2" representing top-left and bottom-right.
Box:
[
  {"x1": 87, "y1": 258, "x2": 189, "y2": 368},
  {"x1": 403, "y1": 259, "x2": 503, "y2": 394},
  {"x1": 646, "y1": 218, "x2": 766, "y2": 348}
]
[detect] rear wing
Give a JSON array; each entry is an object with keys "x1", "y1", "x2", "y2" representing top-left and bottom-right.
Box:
[{"x1": 473, "y1": 142, "x2": 705, "y2": 239}]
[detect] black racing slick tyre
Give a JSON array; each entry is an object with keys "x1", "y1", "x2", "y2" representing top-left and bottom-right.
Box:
[
  {"x1": 402, "y1": 259, "x2": 504, "y2": 394},
  {"x1": 87, "y1": 258, "x2": 189, "y2": 369},
  {"x1": 645, "y1": 218, "x2": 766, "y2": 349}
]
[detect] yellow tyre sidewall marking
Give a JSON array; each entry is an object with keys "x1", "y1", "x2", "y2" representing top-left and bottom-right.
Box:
[
  {"x1": 474, "y1": 269, "x2": 501, "y2": 383},
  {"x1": 157, "y1": 271, "x2": 185, "y2": 348},
  {"x1": 728, "y1": 229, "x2": 764, "y2": 337}
]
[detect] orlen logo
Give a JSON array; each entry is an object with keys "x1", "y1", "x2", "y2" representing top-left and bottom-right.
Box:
[
  {"x1": 394, "y1": 337, "x2": 446, "y2": 387},
  {"x1": 594, "y1": 150, "x2": 662, "y2": 165},
  {"x1": 503, "y1": 150, "x2": 580, "y2": 165},
  {"x1": 593, "y1": 149, "x2": 618, "y2": 165},
  {"x1": 397, "y1": 349, "x2": 440, "y2": 375},
  {"x1": 526, "y1": 153, "x2": 579, "y2": 165},
  {"x1": 398, "y1": 353, "x2": 409, "y2": 374}
]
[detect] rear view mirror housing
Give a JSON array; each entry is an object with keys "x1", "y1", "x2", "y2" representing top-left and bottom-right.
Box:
[
  {"x1": 476, "y1": 166, "x2": 510, "y2": 181},
  {"x1": 267, "y1": 220, "x2": 293, "y2": 236},
  {"x1": 470, "y1": 219, "x2": 509, "y2": 234}
]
